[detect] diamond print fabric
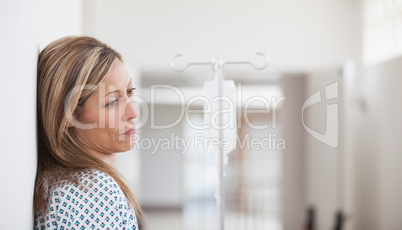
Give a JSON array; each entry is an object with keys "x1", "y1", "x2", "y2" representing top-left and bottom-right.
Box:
[{"x1": 34, "y1": 169, "x2": 138, "y2": 230}]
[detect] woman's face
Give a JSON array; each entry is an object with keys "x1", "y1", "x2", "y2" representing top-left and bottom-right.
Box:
[{"x1": 72, "y1": 60, "x2": 138, "y2": 163}]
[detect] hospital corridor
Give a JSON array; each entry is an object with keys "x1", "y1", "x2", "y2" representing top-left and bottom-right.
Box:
[{"x1": 1, "y1": 0, "x2": 402, "y2": 230}]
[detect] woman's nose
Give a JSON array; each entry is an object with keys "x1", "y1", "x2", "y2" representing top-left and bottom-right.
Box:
[{"x1": 124, "y1": 98, "x2": 138, "y2": 122}]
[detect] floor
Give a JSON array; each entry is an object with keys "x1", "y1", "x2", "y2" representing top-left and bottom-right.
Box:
[{"x1": 144, "y1": 209, "x2": 282, "y2": 230}]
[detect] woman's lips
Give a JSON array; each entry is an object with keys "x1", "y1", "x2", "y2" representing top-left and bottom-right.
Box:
[{"x1": 123, "y1": 128, "x2": 136, "y2": 135}]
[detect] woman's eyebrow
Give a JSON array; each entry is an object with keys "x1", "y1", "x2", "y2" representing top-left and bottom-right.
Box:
[
  {"x1": 104, "y1": 79, "x2": 133, "y2": 98},
  {"x1": 104, "y1": 90, "x2": 120, "y2": 97}
]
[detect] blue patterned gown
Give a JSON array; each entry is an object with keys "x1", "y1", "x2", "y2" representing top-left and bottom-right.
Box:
[{"x1": 34, "y1": 169, "x2": 138, "y2": 230}]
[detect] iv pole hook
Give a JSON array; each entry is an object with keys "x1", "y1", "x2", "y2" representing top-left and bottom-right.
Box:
[{"x1": 171, "y1": 52, "x2": 269, "y2": 72}]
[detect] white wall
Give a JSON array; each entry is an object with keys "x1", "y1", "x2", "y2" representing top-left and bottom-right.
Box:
[
  {"x1": 0, "y1": 1, "x2": 39, "y2": 228},
  {"x1": 353, "y1": 65, "x2": 381, "y2": 230},
  {"x1": 355, "y1": 57, "x2": 402, "y2": 229},
  {"x1": 304, "y1": 69, "x2": 342, "y2": 230},
  {"x1": 280, "y1": 75, "x2": 306, "y2": 230},
  {"x1": 39, "y1": 0, "x2": 82, "y2": 49}
]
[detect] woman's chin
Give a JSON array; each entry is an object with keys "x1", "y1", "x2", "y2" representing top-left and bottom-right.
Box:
[
  {"x1": 116, "y1": 135, "x2": 135, "y2": 149},
  {"x1": 120, "y1": 139, "x2": 136, "y2": 152}
]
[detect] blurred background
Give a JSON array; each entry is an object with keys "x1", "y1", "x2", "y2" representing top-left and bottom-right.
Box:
[{"x1": 1, "y1": 0, "x2": 402, "y2": 229}]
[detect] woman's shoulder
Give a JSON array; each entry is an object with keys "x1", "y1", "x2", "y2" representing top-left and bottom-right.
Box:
[
  {"x1": 35, "y1": 169, "x2": 138, "y2": 230},
  {"x1": 50, "y1": 169, "x2": 121, "y2": 197},
  {"x1": 74, "y1": 168, "x2": 120, "y2": 191},
  {"x1": 48, "y1": 169, "x2": 128, "y2": 209}
]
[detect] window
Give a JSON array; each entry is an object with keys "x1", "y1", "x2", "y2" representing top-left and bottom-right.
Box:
[{"x1": 363, "y1": 0, "x2": 402, "y2": 64}]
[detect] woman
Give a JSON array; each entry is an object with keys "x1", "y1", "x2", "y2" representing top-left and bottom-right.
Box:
[{"x1": 34, "y1": 36, "x2": 144, "y2": 229}]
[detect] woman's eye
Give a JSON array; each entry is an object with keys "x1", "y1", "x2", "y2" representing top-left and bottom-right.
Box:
[
  {"x1": 128, "y1": 87, "x2": 136, "y2": 96},
  {"x1": 106, "y1": 99, "x2": 118, "y2": 107}
]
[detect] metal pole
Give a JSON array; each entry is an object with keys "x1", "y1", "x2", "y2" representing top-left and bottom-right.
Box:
[{"x1": 216, "y1": 59, "x2": 225, "y2": 230}]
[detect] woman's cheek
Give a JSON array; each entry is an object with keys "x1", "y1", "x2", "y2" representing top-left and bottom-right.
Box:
[{"x1": 100, "y1": 107, "x2": 109, "y2": 128}]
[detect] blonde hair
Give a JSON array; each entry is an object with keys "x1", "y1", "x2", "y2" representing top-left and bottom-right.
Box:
[{"x1": 34, "y1": 36, "x2": 144, "y2": 223}]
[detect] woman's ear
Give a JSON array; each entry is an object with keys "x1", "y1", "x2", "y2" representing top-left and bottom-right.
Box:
[{"x1": 67, "y1": 121, "x2": 75, "y2": 128}]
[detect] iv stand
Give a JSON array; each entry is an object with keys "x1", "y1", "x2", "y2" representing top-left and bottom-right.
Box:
[{"x1": 171, "y1": 53, "x2": 269, "y2": 230}]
